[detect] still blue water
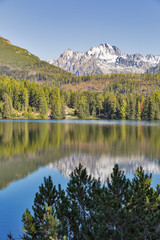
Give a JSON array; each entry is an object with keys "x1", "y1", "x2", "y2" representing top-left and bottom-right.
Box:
[
  {"x1": 0, "y1": 120, "x2": 160, "y2": 239},
  {"x1": 0, "y1": 167, "x2": 68, "y2": 239}
]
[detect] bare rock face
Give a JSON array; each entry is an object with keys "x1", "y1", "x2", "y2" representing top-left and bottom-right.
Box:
[
  {"x1": 47, "y1": 43, "x2": 160, "y2": 75},
  {"x1": 147, "y1": 63, "x2": 160, "y2": 74}
]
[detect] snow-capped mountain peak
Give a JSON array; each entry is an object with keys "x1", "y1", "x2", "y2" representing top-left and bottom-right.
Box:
[
  {"x1": 88, "y1": 43, "x2": 121, "y2": 59},
  {"x1": 47, "y1": 43, "x2": 160, "y2": 75}
]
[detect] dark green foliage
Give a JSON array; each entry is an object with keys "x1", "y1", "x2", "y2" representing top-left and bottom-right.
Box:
[
  {"x1": 22, "y1": 164, "x2": 160, "y2": 240},
  {"x1": 135, "y1": 98, "x2": 141, "y2": 120},
  {"x1": 128, "y1": 167, "x2": 160, "y2": 240},
  {"x1": 3, "y1": 93, "x2": 12, "y2": 118},
  {"x1": 59, "y1": 164, "x2": 101, "y2": 239},
  {"x1": 60, "y1": 96, "x2": 66, "y2": 119},
  {"x1": 38, "y1": 87, "x2": 48, "y2": 117},
  {"x1": 127, "y1": 94, "x2": 136, "y2": 120},
  {"x1": 22, "y1": 176, "x2": 60, "y2": 240},
  {"x1": 148, "y1": 96, "x2": 156, "y2": 120},
  {"x1": 0, "y1": 73, "x2": 160, "y2": 120},
  {"x1": 96, "y1": 94, "x2": 104, "y2": 116},
  {"x1": 50, "y1": 88, "x2": 65, "y2": 119},
  {"x1": 77, "y1": 95, "x2": 90, "y2": 119},
  {"x1": 0, "y1": 76, "x2": 67, "y2": 119},
  {"x1": 142, "y1": 97, "x2": 149, "y2": 120},
  {"x1": 68, "y1": 89, "x2": 160, "y2": 120}
]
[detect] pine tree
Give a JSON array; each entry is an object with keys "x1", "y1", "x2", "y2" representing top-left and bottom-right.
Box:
[
  {"x1": 50, "y1": 88, "x2": 62, "y2": 119},
  {"x1": 22, "y1": 176, "x2": 59, "y2": 240},
  {"x1": 77, "y1": 96, "x2": 90, "y2": 119},
  {"x1": 60, "y1": 95, "x2": 66, "y2": 119},
  {"x1": 129, "y1": 167, "x2": 160, "y2": 240},
  {"x1": 96, "y1": 94, "x2": 104, "y2": 116},
  {"x1": 3, "y1": 93, "x2": 12, "y2": 119},
  {"x1": 21, "y1": 88, "x2": 29, "y2": 112},
  {"x1": 58, "y1": 164, "x2": 101, "y2": 239},
  {"x1": 21, "y1": 165, "x2": 160, "y2": 240},
  {"x1": 119, "y1": 97, "x2": 127, "y2": 120},
  {"x1": 142, "y1": 97, "x2": 149, "y2": 120},
  {"x1": 148, "y1": 96, "x2": 155, "y2": 120},
  {"x1": 108, "y1": 94, "x2": 117, "y2": 119},
  {"x1": 12, "y1": 83, "x2": 19, "y2": 110},
  {"x1": 105, "y1": 164, "x2": 132, "y2": 239},
  {"x1": 127, "y1": 94, "x2": 136, "y2": 120},
  {"x1": 38, "y1": 88, "x2": 48, "y2": 117},
  {"x1": 136, "y1": 99, "x2": 141, "y2": 120}
]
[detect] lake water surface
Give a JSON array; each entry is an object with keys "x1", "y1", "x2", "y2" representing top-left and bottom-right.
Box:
[{"x1": 0, "y1": 120, "x2": 160, "y2": 239}]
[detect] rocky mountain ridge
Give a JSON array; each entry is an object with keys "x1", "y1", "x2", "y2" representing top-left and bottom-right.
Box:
[{"x1": 47, "y1": 43, "x2": 160, "y2": 75}]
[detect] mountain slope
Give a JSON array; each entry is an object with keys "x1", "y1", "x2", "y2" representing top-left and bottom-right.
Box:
[
  {"x1": 47, "y1": 43, "x2": 160, "y2": 75},
  {"x1": 0, "y1": 36, "x2": 71, "y2": 84},
  {"x1": 147, "y1": 63, "x2": 160, "y2": 74},
  {"x1": 0, "y1": 36, "x2": 40, "y2": 67}
]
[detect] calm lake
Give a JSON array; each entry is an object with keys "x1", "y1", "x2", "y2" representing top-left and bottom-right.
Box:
[{"x1": 0, "y1": 120, "x2": 160, "y2": 239}]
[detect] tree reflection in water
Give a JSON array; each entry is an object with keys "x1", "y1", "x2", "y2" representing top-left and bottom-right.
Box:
[{"x1": 0, "y1": 120, "x2": 160, "y2": 189}]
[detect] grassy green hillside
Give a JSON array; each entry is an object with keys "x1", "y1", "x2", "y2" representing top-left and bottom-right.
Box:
[
  {"x1": 0, "y1": 36, "x2": 72, "y2": 85},
  {"x1": 0, "y1": 36, "x2": 40, "y2": 67}
]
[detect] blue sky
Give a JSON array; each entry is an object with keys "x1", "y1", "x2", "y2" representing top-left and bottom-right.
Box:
[{"x1": 0, "y1": 0, "x2": 160, "y2": 59}]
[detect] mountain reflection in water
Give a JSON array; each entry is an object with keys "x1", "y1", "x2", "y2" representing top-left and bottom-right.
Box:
[
  {"x1": 48, "y1": 154, "x2": 160, "y2": 182},
  {"x1": 0, "y1": 120, "x2": 160, "y2": 189}
]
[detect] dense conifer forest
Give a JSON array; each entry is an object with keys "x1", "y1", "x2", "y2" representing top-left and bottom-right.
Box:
[{"x1": 0, "y1": 73, "x2": 160, "y2": 120}]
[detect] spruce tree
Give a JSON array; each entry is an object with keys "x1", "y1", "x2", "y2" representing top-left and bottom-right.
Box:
[
  {"x1": 22, "y1": 176, "x2": 59, "y2": 240},
  {"x1": 142, "y1": 97, "x2": 149, "y2": 120},
  {"x1": 136, "y1": 98, "x2": 141, "y2": 120},
  {"x1": 21, "y1": 165, "x2": 160, "y2": 240},
  {"x1": 38, "y1": 88, "x2": 48, "y2": 117},
  {"x1": 50, "y1": 88, "x2": 62, "y2": 119},
  {"x1": 127, "y1": 94, "x2": 136, "y2": 120},
  {"x1": 77, "y1": 96, "x2": 90, "y2": 119},
  {"x1": 3, "y1": 93, "x2": 12, "y2": 119},
  {"x1": 148, "y1": 96, "x2": 155, "y2": 120}
]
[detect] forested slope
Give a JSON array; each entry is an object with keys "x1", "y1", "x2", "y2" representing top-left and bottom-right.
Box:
[{"x1": 0, "y1": 36, "x2": 72, "y2": 85}]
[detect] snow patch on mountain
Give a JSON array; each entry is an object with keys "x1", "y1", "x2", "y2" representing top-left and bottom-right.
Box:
[{"x1": 47, "y1": 43, "x2": 160, "y2": 75}]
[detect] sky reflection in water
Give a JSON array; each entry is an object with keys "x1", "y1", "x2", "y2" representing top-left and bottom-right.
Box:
[{"x1": 0, "y1": 120, "x2": 160, "y2": 238}]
